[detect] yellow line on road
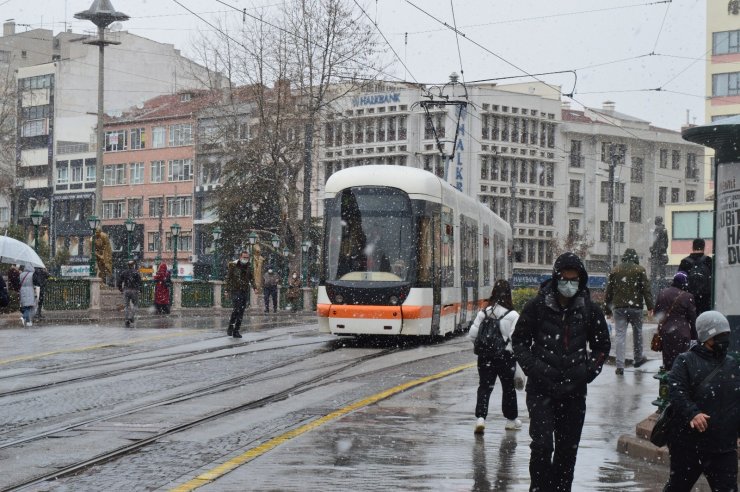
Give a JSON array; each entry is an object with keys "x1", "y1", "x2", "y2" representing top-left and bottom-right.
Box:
[
  {"x1": 0, "y1": 332, "x2": 195, "y2": 365},
  {"x1": 170, "y1": 361, "x2": 476, "y2": 492}
]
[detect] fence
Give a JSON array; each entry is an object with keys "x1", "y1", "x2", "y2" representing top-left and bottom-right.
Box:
[
  {"x1": 44, "y1": 279, "x2": 90, "y2": 311},
  {"x1": 182, "y1": 281, "x2": 214, "y2": 308}
]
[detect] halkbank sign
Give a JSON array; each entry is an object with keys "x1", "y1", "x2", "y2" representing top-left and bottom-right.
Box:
[{"x1": 352, "y1": 92, "x2": 401, "y2": 107}]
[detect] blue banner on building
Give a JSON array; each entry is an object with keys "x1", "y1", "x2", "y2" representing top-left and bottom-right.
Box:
[{"x1": 512, "y1": 273, "x2": 607, "y2": 289}]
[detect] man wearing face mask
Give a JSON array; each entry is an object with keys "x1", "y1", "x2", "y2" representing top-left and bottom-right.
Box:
[
  {"x1": 512, "y1": 252, "x2": 611, "y2": 492},
  {"x1": 225, "y1": 250, "x2": 256, "y2": 338},
  {"x1": 663, "y1": 311, "x2": 740, "y2": 492}
]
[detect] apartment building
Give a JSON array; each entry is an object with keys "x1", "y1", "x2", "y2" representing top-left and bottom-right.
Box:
[
  {"x1": 561, "y1": 102, "x2": 705, "y2": 273},
  {"x1": 101, "y1": 91, "x2": 213, "y2": 277}
]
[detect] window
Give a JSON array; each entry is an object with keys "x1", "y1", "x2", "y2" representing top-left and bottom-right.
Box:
[
  {"x1": 659, "y1": 149, "x2": 668, "y2": 168},
  {"x1": 630, "y1": 197, "x2": 642, "y2": 223},
  {"x1": 686, "y1": 153, "x2": 698, "y2": 179},
  {"x1": 631, "y1": 157, "x2": 644, "y2": 183},
  {"x1": 148, "y1": 197, "x2": 164, "y2": 218},
  {"x1": 568, "y1": 179, "x2": 581, "y2": 207},
  {"x1": 128, "y1": 198, "x2": 143, "y2": 218},
  {"x1": 659, "y1": 187, "x2": 667, "y2": 206},
  {"x1": 714, "y1": 30, "x2": 740, "y2": 55},
  {"x1": 103, "y1": 164, "x2": 126, "y2": 186},
  {"x1": 152, "y1": 126, "x2": 166, "y2": 148},
  {"x1": 71, "y1": 160, "x2": 83, "y2": 182},
  {"x1": 86, "y1": 159, "x2": 96, "y2": 182},
  {"x1": 151, "y1": 160, "x2": 165, "y2": 183},
  {"x1": 102, "y1": 200, "x2": 125, "y2": 219},
  {"x1": 615, "y1": 222, "x2": 625, "y2": 243},
  {"x1": 570, "y1": 140, "x2": 583, "y2": 167},
  {"x1": 19, "y1": 74, "x2": 52, "y2": 90},
  {"x1": 671, "y1": 187, "x2": 680, "y2": 203},
  {"x1": 105, "y1": 130, "x2": 127, "y2": 151},
  {"x1": 168, "y1": 123, "x2": 192, "y2": 146},
  {"x1": 672, "y1": 150, "x2": 680, "y2": 170},
  {"x1": 686, "y1": 190, "x2": 696, "y2": 202},
  {"x1": 712, "y1": 72, "x2": 740, "y2": 97},
  {"x1": 0, "y1": 207, "x2": 9, "y2": 223},
  {"x1": 168, "y1": 159, "x2": 193, "y2": 181},
  {"x1": 568, "y1": 219, "x2": 580, "y2": 240},
  {"x1": 167, "y1": 196, "x2": 192, "y2": 217},
  {"x1": 57, "y1": 162, "x2": 69, "y2": 185},
  {"x1": 600, "y1": 181, "x2": 625, "y2": 203},
  {"x1": 601, "y1": 143, "x2": 626, "y2": 163},
  {"x1": 21, "y1": 119, "x2": 47, "y2": 137},
  {"x1": 167, "y1": 231, "x2": 192, "y2": 251},
  {"x1": 130, "y1": 128, "x2": 145, "y2": 150},
  {"x1": 672, "y1": 211, "x2": 713, "y2": 239},
  {"x1": 130, "y1": 162, "x2": 144, "y2": 184},
  {"x1": 147, "y1": 231, "x2": 161, "y2": 252}
]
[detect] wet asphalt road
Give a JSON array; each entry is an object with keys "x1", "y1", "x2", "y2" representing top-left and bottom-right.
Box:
[{"x1": 0, "y1": 314, "x2": 722, "y2": 491}]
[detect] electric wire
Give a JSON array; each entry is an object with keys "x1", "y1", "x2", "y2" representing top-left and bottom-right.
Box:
[
  {"x1": 651, "y1": 0, "x2": 672, "y2": 54},
  {"x1": 449, "y1": 0, "x2": 465, "y2": 84}
]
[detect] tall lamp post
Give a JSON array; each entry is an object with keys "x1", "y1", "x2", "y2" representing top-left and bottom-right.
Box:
[
  {"x1": 247, "y1": 231, "x2": 258, "y2": 268},
  {"x1": 212, "y1": 226, "x2": 222, "y2": 280},
  {"x1": 270, "y1": 235, "x2": 280, "y2": 269},
  {"x1": 124, "y1": 217, "x2": 135, "y2": 260},
  {"x1": 171, "y1": 222, "x2": 180, "y2": 278},
  {"x1": 282, "y1": 246, "x2": 290, "y2": 286},
  {"x1": 75, "y1": 1, "x2": 128, "y2": 219},
  {"x1": 88, "y1": 215, "x2": 100, "y2": 277},
  {"x1": 30, "y1": 210, "x2": 42, "y2": 253},
  {"x1": 301, "y1": 240, "x2": 311, "y2": 287}
]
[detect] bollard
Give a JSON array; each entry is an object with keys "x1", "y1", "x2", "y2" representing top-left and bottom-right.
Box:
[{"x1": 651, "y1": 365, "x2": 669, "y2": 412}]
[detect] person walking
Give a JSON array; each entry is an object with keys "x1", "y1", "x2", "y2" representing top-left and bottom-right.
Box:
[
  {"x1": 662, "y1": 311, "x2": 740, "y2": 492},
  {"x1": 225, "y1": 250, "x2": 255, "y2": 338},
  {"x1": 32, "y1": 267, "x2": 48, "y2": 320},
  {"x1": 655, "y1": 271, "x2": 697, "y2": 370},
  {"x1": 153, "y1": 263, "x2": 172, "y2": 315},
  {"x1": 604, "y1": 248, "x2": 654, "y2": 375},
  {"x1": 117, "y1": 260, "x2": 142, "y2": 327},
  {"x1": 469, "y1": 279, "x2": 521, "y2": 434},
  {"x1": 678, "y1": 238, "x2": 713, "y2": 315},
  {"x1": 286, "y1": 272, "x2": 301, "y2": 311},
  {"x1": 512, "y1": 252, "x2": 611, "y2": 492},
  {"x1": 18, "y1": 265, "x2": 35, "y2": 327},
  {"x1": 262, "y1": 268, "x2": 279, "y2": 313}
]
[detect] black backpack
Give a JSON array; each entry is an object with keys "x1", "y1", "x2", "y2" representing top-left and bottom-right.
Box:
[
  {"x1": 474, "y1": 308, "x2": 511, "y2": 357},
  {"x1": 686, "y1": 255, "x2": 711, "y2": 300}
]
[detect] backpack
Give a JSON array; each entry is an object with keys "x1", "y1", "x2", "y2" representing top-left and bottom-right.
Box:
[
  {"x1": 473, "y1": 308, "x2": 511, "y2": 357},
  {"x1": 686, "y1": 255, "x2": 711, "y2": 300}
]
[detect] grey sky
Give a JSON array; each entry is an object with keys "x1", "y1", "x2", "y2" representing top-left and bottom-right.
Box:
[{"x1": 3, "y1": 0, "x2": 707, "y2": 131}]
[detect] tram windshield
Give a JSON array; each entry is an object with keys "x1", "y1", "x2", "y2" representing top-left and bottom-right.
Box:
[{"x1": 325, "y1": 186, "x2": 414, "y2": 282}]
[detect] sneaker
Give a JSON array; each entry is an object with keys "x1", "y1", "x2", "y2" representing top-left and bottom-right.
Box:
[
  {"x1": 474, "y1": 417, "x2": 485, "y2": 434},
  {"x1": 616, "y1": 368, "x2": 624, "y2": 375},
  {"x1": 633, "y1": 356, "x2": 648, "y2": 368},
  {"x1": 505, "y1": 418, "x2": 522, "y2": 430},
  {"x1": 20, "y1": 316, "x2": 25, "y2": 327}
]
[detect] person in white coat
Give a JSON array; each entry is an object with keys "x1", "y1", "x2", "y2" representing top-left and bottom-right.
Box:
[
  {"x1": 469, "y1": 279, "x2": 521, "y2": 434},
  {"x1": 19, "y1": 265, "x2": 36, "y2": 327}
]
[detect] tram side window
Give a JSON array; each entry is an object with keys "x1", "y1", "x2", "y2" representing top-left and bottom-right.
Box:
[
  {"x1": 417, "y1": 215, "x2": 434, "y2": 286},
  {"x1": 460, "y1": 215, "x2": 479, "y2": 288},
  {"x1": 493, "y1": 231, "x2": 506, "y2": 280},
  {"x1": 483, "y1": 224, "x2": 491, "y2": 285},
  {"x1": 441, "y1": 207, "x2": 455, "y2": 287}
]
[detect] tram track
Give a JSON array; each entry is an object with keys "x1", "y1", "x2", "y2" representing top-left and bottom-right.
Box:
[{"x1": 2, "y1": 345, "x2": 406, "y2": 492}]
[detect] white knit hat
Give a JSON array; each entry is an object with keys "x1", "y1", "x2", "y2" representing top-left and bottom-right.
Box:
[{"x1": 696, "y1": 311, "x2": 731, "y2": 343}]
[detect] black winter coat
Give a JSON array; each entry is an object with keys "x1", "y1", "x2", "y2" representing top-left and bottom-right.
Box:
[
  {"x1": 668, "y1": 345, "x2": 740, "y2": 453},
  {"x1": 512, "y1": 279, "x2": 611, "y2": 398}
]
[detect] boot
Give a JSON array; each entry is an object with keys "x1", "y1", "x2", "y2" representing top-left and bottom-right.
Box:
[
  {"x1": 232, "y1": 331, "x2": 242, "y2": 338},
  {"x1": 227, "y1": 325, "x2": 234, "y2": 336}
]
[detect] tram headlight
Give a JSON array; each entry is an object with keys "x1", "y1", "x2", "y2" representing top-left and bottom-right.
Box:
[
  {"x1": 389, "y1": 295, "x2": 399, "y2": 305},
  {"x1": 334, "y1": 294, "x2": 344, "y2": 304}
]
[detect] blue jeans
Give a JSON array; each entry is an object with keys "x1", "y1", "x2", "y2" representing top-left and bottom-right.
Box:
[
  {"x1": 21, "y1": 306, "x2": 33, "y2": 323},
  {"x1": 614, "y1": 307, "x2": 644, "y2": 368}
]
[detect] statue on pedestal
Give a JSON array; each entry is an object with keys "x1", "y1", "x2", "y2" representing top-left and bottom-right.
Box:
[
  {"x1": 94, "y1": 229, "x2": 113, "y2": 281},
  {"x1": 649, "y1": 216, "x2": 669, "y2": 298}
]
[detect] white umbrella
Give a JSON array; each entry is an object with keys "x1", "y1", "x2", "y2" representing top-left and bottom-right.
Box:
[{"x1": 0, "y1": 235, "x2": 45, "y2": 268}]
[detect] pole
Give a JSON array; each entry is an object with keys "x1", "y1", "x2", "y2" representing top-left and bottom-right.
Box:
[
  {"x1": 302, "y1": 121, "x2": 314, "y2": 244},
  {"x1": 155, "y1": 198, "x2": 163, "y2": 266},
  {"x1": 607, "y1": 145, "x2": 617, "y2": 270},
  {"x1": 510, "y1": 170, "x2": 517, "y2": 275},
  {"x1": 33, "y1": 225, "x2": 39, "y2": 253},
  {"x1": 172, "y1": 234, "x2": 178, "y2": 279},
  {"x1": 90, "y1": 232, "x2": 97, "y2": 277},
  {"x1": 212, "y1": 241, "x2": 218, "y2": 280},
  {"x1": 126, "y1": 230, "x2": 131, "y2": 260},
  {"x1": 94, "y1": 25, "x2": 105, "y2": 218}
]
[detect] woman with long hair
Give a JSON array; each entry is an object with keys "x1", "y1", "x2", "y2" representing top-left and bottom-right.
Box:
[{"x1": 469, "y1": 279, "x2": 521, "y2": 434}]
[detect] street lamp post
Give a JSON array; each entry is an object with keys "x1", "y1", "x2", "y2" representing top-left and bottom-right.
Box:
[
  {"x1": 171, "y1": 222, "x2": 180, "y2": 278},
  {"x1": 270, "y1": 235, "x2": 280, "y2": 269},
  {"x1": 301, "y1": 240, "x2": 311, "y2": 287},
  {"x1": 30, "y1": 210, "x2": 42, "y2": 253},
  {"x1": 212, "y1": 226, "x2": 222, "y2": 280},
  {"x1": 124, "y1": 217, "x2": 135, "y2": 260},
  {"x1": 88, "y1": 215, "x2": 100, "y2": 277},
  {"x1": 74, "y1": 1, "x2": 129, "y2": 219},
  {"x1": 247, "y1": 231, "x2": 258, "y2": 268},
  {"x1": 282, "y1": 247, "x2": 290, "y2": 286}
]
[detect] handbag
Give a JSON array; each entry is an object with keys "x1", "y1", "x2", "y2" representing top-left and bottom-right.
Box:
[
  {"x1": 651, "y1": 293, "x2": 685, "y2": 352},
  {"x1": 650, "y1": 361, "x2": 725, "y2": 447}
]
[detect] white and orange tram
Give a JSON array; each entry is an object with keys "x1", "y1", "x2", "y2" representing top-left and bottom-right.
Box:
[{"x1": 317, "y1": 165, "x2": 512, "y2": 337}]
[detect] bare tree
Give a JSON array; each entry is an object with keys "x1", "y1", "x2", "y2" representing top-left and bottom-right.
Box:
[
  {"x1": 0, "y1": 62, "x2": 17, "y2": 221},
  {"x1": 548, "y1": 229, "x2": 595, "y2": 260}
]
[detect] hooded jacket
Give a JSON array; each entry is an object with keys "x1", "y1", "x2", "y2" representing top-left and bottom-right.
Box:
[
  {"x1": 154, "y1": 263, "x2": 171, "y2": 305},
  {"x1": 604, "y1": 248, "x2": 654, "y2": 314},
  {"x1": 512, "y1": 252, "x2": 611, "y2": 397}
]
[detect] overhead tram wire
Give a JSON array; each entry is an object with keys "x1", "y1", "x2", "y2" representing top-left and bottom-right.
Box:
[
  {"x1": 450, "y1": 0, "x2": 466, "y2": 85},
  {"x1": 651, "y1": 0, "x2": 672, "y2": 54}
]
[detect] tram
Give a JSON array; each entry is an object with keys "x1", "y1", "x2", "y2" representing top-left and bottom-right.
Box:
[{"x1": 317, "y1": 165, "x2": 512, "y2": 337}]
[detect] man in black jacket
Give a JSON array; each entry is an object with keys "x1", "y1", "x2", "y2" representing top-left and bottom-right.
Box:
[
  {"x1": 512, "y1": 252, "x2": 611, "y2": 492},
  {"x1": 117, "y1": 260, "x2": 142, "y2": 327},
  {"x1": 663, "y1": 311, "x2": 740, "y2": 491},
  {"x1": 678, "y1": 238, "x2": 713, "y2": 315}
]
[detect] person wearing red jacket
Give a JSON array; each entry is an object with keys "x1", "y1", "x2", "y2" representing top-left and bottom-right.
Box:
[{"x1": 153, "y1": 263, "x2": 172, "y2": 314}]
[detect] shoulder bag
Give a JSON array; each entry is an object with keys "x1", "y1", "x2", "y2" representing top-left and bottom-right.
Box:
[
  {"x1": 651, "y1": 293, "x2": 685, "y2": 352},
  {"x1": 650, "y1": 360, "x2": 725, "y2": 447}
]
